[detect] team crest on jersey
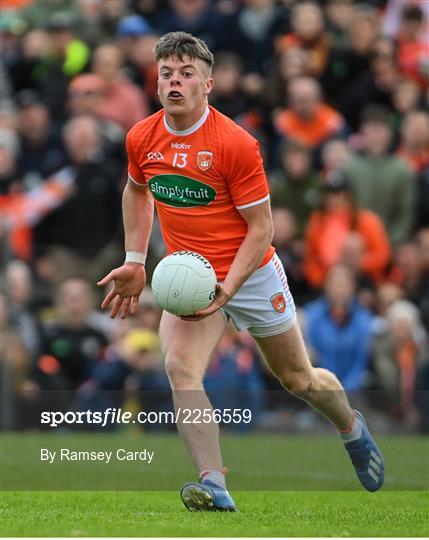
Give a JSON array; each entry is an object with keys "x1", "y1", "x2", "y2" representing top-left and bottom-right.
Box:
[
  {"x1": 197, "y1": 151, "x2": 213, "y2": 171},
  {"x1": 270, "y1": 292, "x2": 286, "y2": 313}
]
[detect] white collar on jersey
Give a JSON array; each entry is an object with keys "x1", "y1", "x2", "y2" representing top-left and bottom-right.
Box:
[{"x1": 163, "y1": 105, "x2": 210, "y2": 136}]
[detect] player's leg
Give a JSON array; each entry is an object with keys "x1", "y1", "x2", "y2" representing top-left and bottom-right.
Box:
[
  {"x1": 254, "y1": 322, "x2": 384, "y2": 491},
  {"x1": 254, "y1": 322, "x2": 353, "y2": 427},
  {"x1": 160, "y1": 309, "x2": 225, "y2": 471},
  {"x1": 159, "y1": 310, "x2": 236, "y2": 510}
]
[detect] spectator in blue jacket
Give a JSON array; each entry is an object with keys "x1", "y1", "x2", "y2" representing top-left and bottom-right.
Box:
[{"x1": 303, "y1": 264, "x2": 373, "y2": 392}]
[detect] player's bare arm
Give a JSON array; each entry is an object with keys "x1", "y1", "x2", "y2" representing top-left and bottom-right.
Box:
[
  {"x1": 224, "y1": 200, "x2": 274, "y2": 294},
  {"x1": 97, "y1": 179, "x2": 154, "y2": 319},
  {"x1": 183, "y1": 200, "x2": 274, "y2": 321}
]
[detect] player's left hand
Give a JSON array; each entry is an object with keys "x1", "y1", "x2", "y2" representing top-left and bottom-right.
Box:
[{"x1": 180, "y1": 284, "x2": 232, "y2": 321}]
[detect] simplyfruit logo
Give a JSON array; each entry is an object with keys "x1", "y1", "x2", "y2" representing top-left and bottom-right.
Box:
[{"x1": 148, "y1": 174, "x2": 216, "y2": 207}]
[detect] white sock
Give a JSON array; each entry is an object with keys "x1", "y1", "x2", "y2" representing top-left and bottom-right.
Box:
[
  {"x1": 338, "y1": 412, "x2": 363, "y2": 443},
  {"x1": 200, "y1": 469, "x2": 227, "y2": 489}
]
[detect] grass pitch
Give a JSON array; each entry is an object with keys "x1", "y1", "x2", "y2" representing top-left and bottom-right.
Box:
[
  {"x1": 2, "y1": 490, "x2": 428, "y2": 537},
  {"x1": 1, "y1": 432, "x2": 428, "y2": 537}
]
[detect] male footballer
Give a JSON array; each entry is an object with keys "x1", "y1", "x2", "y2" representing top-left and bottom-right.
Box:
[{"x1": 98, "y1": 31, "x2": 384, "y2": 511}]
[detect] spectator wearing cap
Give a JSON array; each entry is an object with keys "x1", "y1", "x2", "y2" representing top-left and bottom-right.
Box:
[
  {"x1": 91, "y1": 43, "x2": 149, "y2": 130},
  {"x1": 117, "y1": 14, "x2": 152, "y2": 56},
  {"x1": 120, "y1": 329, "x2": 163, "y2": 380},
  {"x1": 304, "y1": 171, "x2": 390, "y2": 289},
  {"x1": 343, "y1": 106, "x2": 416, "y2": 246},
  {"x1": 274, "y1": 77, "x2": 347, "y2": 152},
  {"x1": 303, "y1": 264, "x2": 374, "y2": 393},
  {"x1": 115, "y1": 16, "x2": 159, "y2": 113}
]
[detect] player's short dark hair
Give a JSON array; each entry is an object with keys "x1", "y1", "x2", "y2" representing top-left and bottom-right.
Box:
[{"x1": 155, "y1": 31, "x2": 214, "y2": 74}]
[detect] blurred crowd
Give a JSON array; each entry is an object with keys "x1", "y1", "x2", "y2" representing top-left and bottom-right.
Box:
[{"x1": 1, "y1": 0, "x2": 428, "y2": 433}]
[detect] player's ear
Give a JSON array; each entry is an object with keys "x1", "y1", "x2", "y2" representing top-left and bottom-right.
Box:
[{"x1": 204, "y1": 77, "x2": 214, "y2": 97}]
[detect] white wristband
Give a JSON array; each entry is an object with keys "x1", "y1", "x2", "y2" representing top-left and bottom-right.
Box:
[{"x1": 125, "y1": 251, "x2": 146, "y2": 265}]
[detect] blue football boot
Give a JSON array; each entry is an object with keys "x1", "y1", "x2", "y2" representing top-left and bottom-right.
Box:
[
  {"x1": 344, "y1": 410, "x2": 385, "y2": 492},
  {"x1": 180, "y1": 479, "x2": 237, "y2": 512}
]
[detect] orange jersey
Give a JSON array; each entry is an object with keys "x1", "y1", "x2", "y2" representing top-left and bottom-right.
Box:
[
  {"x1": 126, "y1": 105, "x2": 274, "y2": 279},
  {"x1": 275, "y1": 104, "x2": 345, "y2": 148}
]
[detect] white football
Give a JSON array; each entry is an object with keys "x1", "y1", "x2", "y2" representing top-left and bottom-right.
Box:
[{"x1": 151, "y1": 251, "x2": 217, "y2": 316}]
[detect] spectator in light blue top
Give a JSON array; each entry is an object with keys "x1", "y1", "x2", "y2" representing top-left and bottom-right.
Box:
[{"x1": 303, "y1": 264, "x2": 373, "y2": 392}]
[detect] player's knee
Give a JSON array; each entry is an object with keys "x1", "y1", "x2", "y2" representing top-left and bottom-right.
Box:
[
  {"x1": 280, "y1": 370, "x2": 316, "y2": 401},
  {"x1": 165, "y1": 355, "x2": 202, "y2": 390}
]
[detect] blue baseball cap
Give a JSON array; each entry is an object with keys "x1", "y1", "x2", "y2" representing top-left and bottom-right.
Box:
[{"x1": 117, "y1": 15, "x2": 151, "y2": 37}]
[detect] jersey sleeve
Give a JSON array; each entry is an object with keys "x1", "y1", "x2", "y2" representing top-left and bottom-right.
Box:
[
  {"x1": 222, "y1": 129, "x2": 270, "y2": 209},
  {"x1": 126, "y1": 126, "x2": 146, "y2": 185}
]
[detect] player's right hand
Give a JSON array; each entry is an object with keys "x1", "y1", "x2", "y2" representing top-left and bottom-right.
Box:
[{"x1": 97, "y1": 263, "x2": 146, "y2": 319}]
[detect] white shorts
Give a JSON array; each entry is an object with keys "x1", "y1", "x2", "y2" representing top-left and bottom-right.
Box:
[{"x1": 221, "y1": 253, "x2": 297, "y2": 337}]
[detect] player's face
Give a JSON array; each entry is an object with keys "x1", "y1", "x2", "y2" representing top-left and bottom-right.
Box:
[{"x1": 157, "y1": 55, "x2": 213, "y2": 120}]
